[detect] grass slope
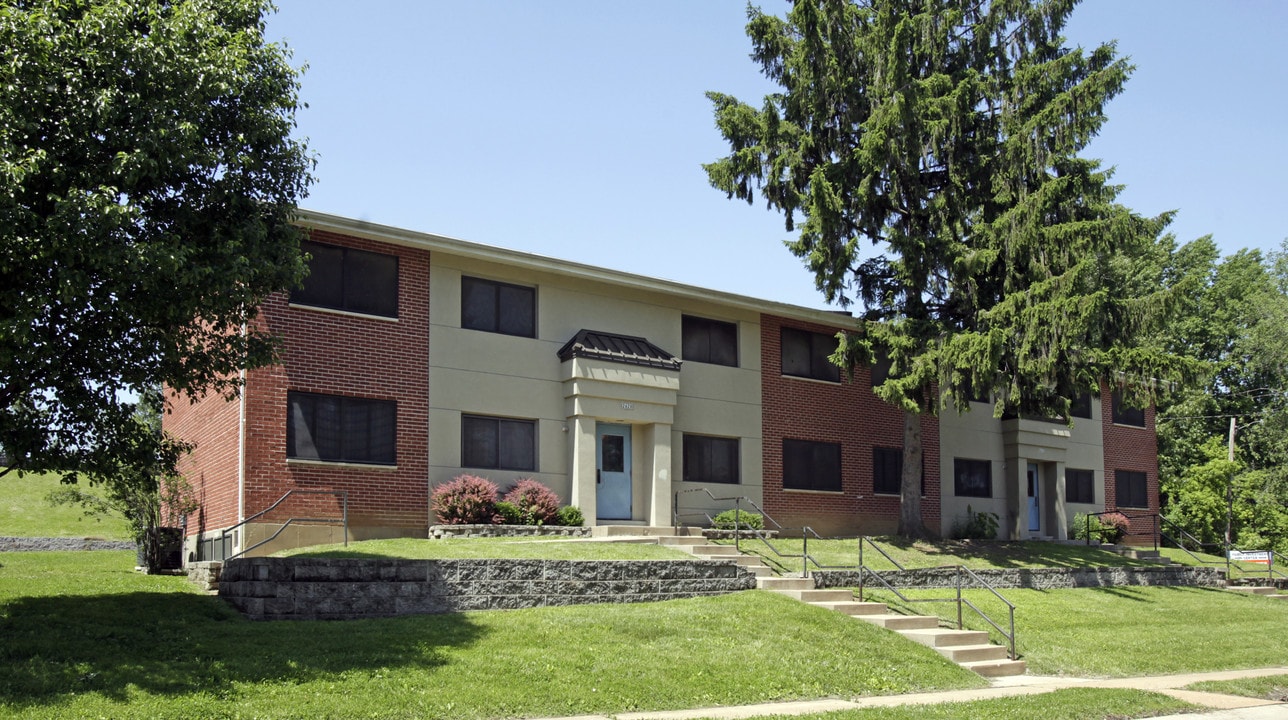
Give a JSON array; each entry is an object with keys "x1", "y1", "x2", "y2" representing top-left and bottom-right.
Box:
[
  {"x1": 752, "y1": 688, "x2": 1193, "y2": 720},
  {"x1": 1185, "y1": 674, "x2": 1288, "y2": 702},
  {"x1": 867, "y1": 585, "x2": 1288, "y2": 677},
  {"x1": 0, "y1": 551, "x2": 982, "y2": 719},
  {"x1": 0, "y1": 471, "x2": 130, "y2": 540}
]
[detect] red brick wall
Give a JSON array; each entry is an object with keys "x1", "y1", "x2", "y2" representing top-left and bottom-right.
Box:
[
  {"x1": 240, "y1": 229, "x2": 431, "y2": 536},
  {"x1": 166, "y1": 385, "x2": 241, "y2": 538},
  {"x1": 1100, "y1": 381, "x2": 1160, "y2": 539},
  {"x1": 759, "y1": 315, "x2": 940, "y2": 536}
]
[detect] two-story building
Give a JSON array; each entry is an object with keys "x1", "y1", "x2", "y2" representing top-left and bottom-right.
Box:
[{"x1": 165, "y1": 210, "x2": 1159, "y2": 559}]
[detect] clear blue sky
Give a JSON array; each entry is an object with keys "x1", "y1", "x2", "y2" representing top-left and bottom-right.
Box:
[{"x1": 267, "y1": 0, "x2": 1288, "y2": 311}]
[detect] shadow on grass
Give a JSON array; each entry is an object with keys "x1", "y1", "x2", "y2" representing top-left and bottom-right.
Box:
[{"x1": 0, "y1": 590, "x2": 487, "y2": 710}]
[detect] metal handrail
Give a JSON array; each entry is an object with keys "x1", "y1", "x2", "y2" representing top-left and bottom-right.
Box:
[
  {"x1": 220, "y1": 490, "x2": 348, "y2": 561},
  {"x1": 1155, "y1": 514, "x2": 1287, "y2": 585},
  {"x1": 674, "y1": 488, "x2": 826, "y2": 576},
  {"x1": 856, "y1": 537, "x2": 1017, "y2": 659}
]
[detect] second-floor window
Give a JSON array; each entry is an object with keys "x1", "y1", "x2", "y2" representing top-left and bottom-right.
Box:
[
  {"x1": 461, "y1": 276, "x2": 536, "y2": 337},
  {"x1": 291, "y1": 240, "x2": 399, "y2": 318},
  {"x1": 781, "y1": 327, "x2": 840, "y2": 382},
  {"x1": 682, "y1": 315, "x2": 738, "y2": 367}
]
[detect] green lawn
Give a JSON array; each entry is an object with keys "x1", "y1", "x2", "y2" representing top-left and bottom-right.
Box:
[
  {"x1": 276, "y1": 536, "x2": 693, "y2": 560},
  {"x1": 721, "y1": 536, "x2": 1165, "y2": 572},
  {"x1": 1184, "y1": 674, "x2": 1288, "y2": 702},
  {"x1": 743, "y1": 688, "x2": 1193, "y2": 720},
  {"x1": 865, "y1": 584, "x2": 1288, "y2": 677},
  {"x1": 0, "y1": 470, "x2": 131, "y2": 539},
  {"x1": 0, "y1": 551, "x2": 983, "y2": 719}
]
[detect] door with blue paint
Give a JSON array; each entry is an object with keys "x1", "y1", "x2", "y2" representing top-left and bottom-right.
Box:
[
  {"x1": 1027, "y1": 462, "x2": 1041, "y2": 532},
  {"x1": 596, "y1": 424, "x2": 632, "y2": 520}
]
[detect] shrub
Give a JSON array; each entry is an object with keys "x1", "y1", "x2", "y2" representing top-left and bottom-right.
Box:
[
  {"x1": 1071, "y1": 511, "x2": 1129, "y2": 543},
  {"x1": 712, "y1": 509, "x2": 764, "y2": 530},
  {"x1": 431, "y1": 474, "x2": 499, "y2": 524},
  {"x1": 952, "y1": 505, "x2": 999, "y2": 540},
  {"x1": 493, "y1": 500, "x2": 523, "y2": 525},
  {"x1": 501, "y1": 478, "x2": 560, "y2": 525},
  {"x1": 554, "y1": 505, "x2": 584, "y2": 527}
]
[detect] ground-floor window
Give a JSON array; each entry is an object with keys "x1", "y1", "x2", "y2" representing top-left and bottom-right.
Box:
[
  {"x1": 683, "y1": 434, "x2": 740, "y2": 484},
  {"x1": 782, "y1": 439, "x2": 841, "y2": 492},
  {"x1": 954, "y1": 458, "x2": 991, "y2": 498},
  {"x1": 1066, "y1": 468, "x2": 1095, "y2": 504},
  {"x1": 462, "y1": 415, "x2": 536, "y2": 471},
  {"x1": 1115, "y1": 469, "x2": 1148, "y2": 508},
  {"x1": 287, "y1": 391, "x2": 396, "y2": 465}
]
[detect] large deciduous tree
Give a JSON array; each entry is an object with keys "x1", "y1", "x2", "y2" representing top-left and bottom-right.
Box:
[
  {"x1": 706, "y1": 0, "x2": 1188, "y2": 537},
  {"x1": 0, "y1": 0, "x2": 313, "y2": 481},
  {"x1": 1155, "y1": 239, "x2": 1288, "y2": 555}
]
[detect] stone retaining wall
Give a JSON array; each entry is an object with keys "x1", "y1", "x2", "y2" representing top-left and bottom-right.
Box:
[
  {"x1": 0, "y1": 536, "x2": 134, "y2": 552},
  {"x1": 220, "y1": 558, "x2": 755, "y2": 620},
  {"x1": 428, "y1": 524, "x2": 591, "y2": 539},
  {"x1": 813, "y1": 565, "x2": 1225, "y2": 590}
]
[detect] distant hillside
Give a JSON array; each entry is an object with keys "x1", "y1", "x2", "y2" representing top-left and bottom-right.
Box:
[{"x1": 0, "y1": 470, "x2": 132, "y2": 540}]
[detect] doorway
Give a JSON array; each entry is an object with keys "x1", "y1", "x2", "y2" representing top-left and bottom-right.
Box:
[
  {"x1": 1027, "y1": 462, "x2": 1041, "y2": 533},
  {"x1": 596, "y1": 424, "x2": 632, "y2": 520}
]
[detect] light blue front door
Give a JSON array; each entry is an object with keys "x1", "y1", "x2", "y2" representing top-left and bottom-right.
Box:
[
  {"x1": 1027, "y1": 463, "x2": 1041, "y2": 532},
  {"x1": 596, "y1": 424, "x2": 632, "y2": 520}
]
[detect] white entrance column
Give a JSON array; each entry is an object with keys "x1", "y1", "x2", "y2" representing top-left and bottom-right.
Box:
[
  {"x1": 1050, "y1": 461, "x2": 1068, "y2": 540},
  {"x1": 646, "y1": 423, "x2": 673, "y2": 526},
  {"x1": 569, "y1": 415, "x2": 598, "y2": 525}
]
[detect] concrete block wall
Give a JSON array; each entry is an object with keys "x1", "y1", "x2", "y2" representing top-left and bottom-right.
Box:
[
  {"x1": 220, "y1": 558, "x2": 757, "y2": 620},
  {"x1": 814, "y1": 565, "x2": 1224, "y2": 590}
]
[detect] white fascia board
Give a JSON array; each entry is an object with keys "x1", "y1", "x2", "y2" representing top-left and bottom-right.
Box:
[{"x1": 294, "y1": 208, "x2": 856, "y2": 330}]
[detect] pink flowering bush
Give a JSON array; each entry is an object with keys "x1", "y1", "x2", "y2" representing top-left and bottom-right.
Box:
[
  {"x1": 502, "y1": 479, "x2": 561, "y2": 525},
  {"x1": 431, "y1": 474, "x2": 499, "y2": 524}
]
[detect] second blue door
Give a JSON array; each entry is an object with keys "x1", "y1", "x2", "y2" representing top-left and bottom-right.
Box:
[{"x1": 596, "y1": 424, "x2": 632, "y2": 520}]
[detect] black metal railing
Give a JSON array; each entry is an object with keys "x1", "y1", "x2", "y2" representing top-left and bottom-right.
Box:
[
  {"x1": 215, "y1": 489, "x2": 349, "y2": 561},
  {"x1": 856, "y1": 536, "x2": 1017, "y2": 660}
]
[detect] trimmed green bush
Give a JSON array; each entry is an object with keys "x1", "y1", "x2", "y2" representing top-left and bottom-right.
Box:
[
  {"x1": 952, "y1": 505, "x2": 999, "y2": 540},
  {"x1": 554, "y1": 505, "x2": 584, "y2": 527},
  {"x1": 712, "y1": 509, "x2": 763, "y2": 530},
  {"x1": 493, "y1": 500, "x2": 523, "y2": 525}
]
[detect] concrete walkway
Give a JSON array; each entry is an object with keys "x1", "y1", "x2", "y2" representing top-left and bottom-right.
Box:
[{"x1": 536, "y1": 667, "x2": 1288, "y2": 720}]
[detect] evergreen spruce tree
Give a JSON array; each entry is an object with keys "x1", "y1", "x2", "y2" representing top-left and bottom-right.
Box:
[{"x1": 706, "y1": 0, "x2": 1190, "y2": 537}]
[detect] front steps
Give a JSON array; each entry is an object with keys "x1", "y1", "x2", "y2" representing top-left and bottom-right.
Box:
[
  {"x1": 1227, "y1": 585, "x2": 1288, "y2": 600},
  {"x1": 642, "y1": 531, "x2": 1025, "y2": 677},
  {"x1": 756, "y1": 575, "x2": 1026, "y2": 678}
]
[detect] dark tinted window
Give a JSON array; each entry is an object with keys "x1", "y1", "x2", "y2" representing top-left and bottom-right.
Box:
[
  {"x1": 462, "y1": 415, "x2": 536, "y2": 471},
  {"x1": 1115, "y1": 469, "x2": 1148, "y2": 508},
  {"x1": 781, "y1": 327, "x2": 840, "y2": 382},
  {"x1": 782, "y1": 439, "x2": 842, "y2": 491},
  {"x1": 954, "y1": 459, "x2": 992, "y2": 498},
  {"x1": 1111, "y1": 390, "x2": 1145, "y2": 427},
  {"x1": 292, "y1": 240, "x2": 398, "y2": 318},
  {"x1": 1067, "y1": 468, "x2": 1095, "y2": 504},
  {"x1": 461, "y1": 276, "x2": 536, "y2": 337},
  {"x1": 1070, "y1": 392, "x2": 1093, "y2": 419},
  {"x1": 287, "y1": 391, "x2": 396, "y2": 465},
  {"x1": 873, "y1": 447, "x2": 902, "y2": 495},
  {"x1": 683, "y1": 434, "x2": 740, "y2": 484},
  {"x1": 682, "y1": 316, "x2": 738, "y2": 367}
]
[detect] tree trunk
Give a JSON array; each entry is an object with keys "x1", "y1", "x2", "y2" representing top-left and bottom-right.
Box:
[{"x1": 898, "y1": 409, "x2": 931, "y2": 538}]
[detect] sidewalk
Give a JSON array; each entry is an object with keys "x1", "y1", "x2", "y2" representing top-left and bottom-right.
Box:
[{"x1": 536, "y1": 667, "x2": 1288, "y2": 720}]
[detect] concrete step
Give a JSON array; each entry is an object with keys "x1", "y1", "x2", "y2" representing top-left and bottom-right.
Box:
[
  {"x1": 1229, "y1": 586, "x2": 1278, "y2": 595},
  {"x1": 757, "y1": 576, "x2": 815, "y2": 591},
  {"x1": 936, "y1": 643, "x2": 1009, "y2": 663},
  {"x1": 771, "y1": 588, "x2": 854, "y2": 603},
  {"x1": 810, "y1": 600, "x2": 889, "y2": 616},
  {"x1": 742, "y1": 565, "x2": 775, "y2": 578},
  {"x1": 962, "y1": 658, "x2": 1027, "y2": 677},
  {"x1": 684, "y1": 544, "x2": 740, "y2": 557},
  {"x1": 592, "y1": 525, "x2": 704, "y2": 538},
  {"x1": 857, "y1": 613, "x2": 940, "y2": 631},
  {"x1": 656, "y1": 536, "x2": 708, "y2": 546},
  {"x1": 901, "y1": 628, "x2": 990, "y2": 648}
]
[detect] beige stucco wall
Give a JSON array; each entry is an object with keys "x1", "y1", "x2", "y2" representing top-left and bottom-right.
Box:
[
  {"x1": 427, "y1": 255, "x2": 764, "y2": 524},
  {"x1": 937, "y1": 399, "x2": 1105, "y2": 539}
]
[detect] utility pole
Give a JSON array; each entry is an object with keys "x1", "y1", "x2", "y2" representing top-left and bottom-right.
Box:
[{"x1": 1227, "y1": 417, "x2": 1236, "y2": 581}]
